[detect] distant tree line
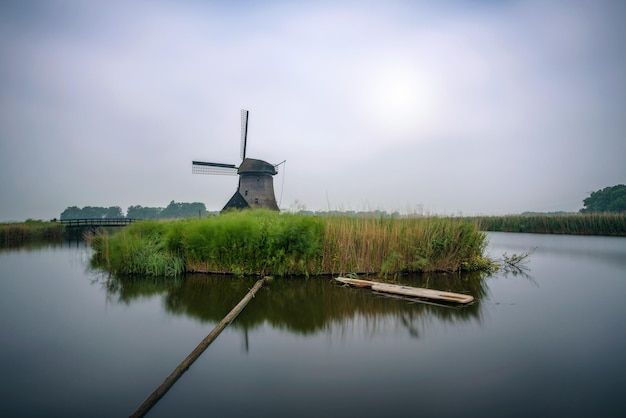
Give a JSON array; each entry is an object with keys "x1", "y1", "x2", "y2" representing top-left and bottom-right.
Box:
[
  {"x1": 127, "y1": 201, "x2": 208, "y2": 219},
  {"x1": 60, "y1": 201, "x2": 208, "y2": 220},
  {"x1": 60, "y1": 206, "x2": 124, "y2": 220},
  {"x1": 58, "y1": 184, "x2": 624, "y2": 221}
]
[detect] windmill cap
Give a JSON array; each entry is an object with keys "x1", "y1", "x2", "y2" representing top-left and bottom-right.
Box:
[{"x1": 238, "y1": 158, "x2": 277, "y2": 175}]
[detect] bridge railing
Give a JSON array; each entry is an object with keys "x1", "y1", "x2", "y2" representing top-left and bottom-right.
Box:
[{"x1": 59, "y1": 218, "x2": 139, "y2": 228}]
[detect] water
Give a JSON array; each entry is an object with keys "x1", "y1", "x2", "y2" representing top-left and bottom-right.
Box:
[{"x1": 1, "y1": 233, "x2": 624, "y2": 417}]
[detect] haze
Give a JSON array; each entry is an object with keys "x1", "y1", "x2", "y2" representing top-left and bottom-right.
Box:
[{"x1": 1, "y1": 0, "x2": 625, "y2": 221}]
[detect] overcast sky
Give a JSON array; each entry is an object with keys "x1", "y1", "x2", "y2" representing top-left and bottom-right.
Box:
[{"x1": 1, "y1": 0, "x2": 624, "y2": 221}]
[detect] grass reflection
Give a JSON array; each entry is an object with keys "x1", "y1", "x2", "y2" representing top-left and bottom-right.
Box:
[{"x1": 98, "y1": 272, "x2": 490, "y2": 339}]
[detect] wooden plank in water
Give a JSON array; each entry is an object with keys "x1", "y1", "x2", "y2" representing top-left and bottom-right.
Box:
[
  {"x1": 335, "y1": 277, "x2": 376, "y2": 288},
  {"x1": 335, "y1": 277, "x2": 474, "y2": 304},
  {"x1": 129, "y1": 277, "x2": 268, "y2": 418}
]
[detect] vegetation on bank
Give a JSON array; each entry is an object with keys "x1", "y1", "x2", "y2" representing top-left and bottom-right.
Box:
[
  {"x1": 0, "y1": 220, "x2": 65, "y2": 246},
  {"x1": 89, "y1": 210, "x2": 492, "y2": 278},
  {"x1": 580, "y1": 184, "x2": 626, "y2": 213},
  {"x1": 473, "y1": 213, "x2": 626, "y2": 236}
]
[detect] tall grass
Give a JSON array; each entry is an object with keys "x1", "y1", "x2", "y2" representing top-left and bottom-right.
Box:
[
  {"x1": 90, "y1": 210, "x2": 491, "y2": 277},
  {"x1": 474, "y1": 213, "x2": 626, "y2": 236},
  {"x1": 0, "y1": 220, "x2": 65, "y2": 246},
  {"x1": 321, "y1": 215, "x2": 490, "y2": 274},
  {"x1": 182, "y1": 210, "x2": 324, "y2": 276},
  {"x1": 90, "y1": 221, "x2": 185, "y2": 277}
]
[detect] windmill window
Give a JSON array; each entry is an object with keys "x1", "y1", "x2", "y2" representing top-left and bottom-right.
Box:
[
  {"x1": 245, "y1": 190, "x2": 248, "y2": 196},
  {"x1": 254, "y1": 198, "x2": 259, "y2": 204}
]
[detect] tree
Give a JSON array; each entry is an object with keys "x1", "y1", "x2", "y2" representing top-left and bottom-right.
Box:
[
  {"x1": 127, "y1": 205, "x2": 162, "y2": 219},
  {"x1": 184, "y1": 202, "x2": 207, "y2": 218},
  {"x1": 60, "y1": 206, "x2": 122, "y2": 219},
  {"x1": 160, "y1": 201, "x2": 182, "y2": 219},
  {"x1": 580, "y1": 184, "x2": 626, "y2": 213},
  {"x1": 60, "y1": 206, "x2": 82, "y2": 220},
  {"x1": 82, "y1": 206, "x2": 109, "y2": 218},
  {"x1": 104, "y1": 206, "x2": 123, "y2": 218},
  {"x1": 160, "y1": 201, "x2": 207, "y2": 219}
]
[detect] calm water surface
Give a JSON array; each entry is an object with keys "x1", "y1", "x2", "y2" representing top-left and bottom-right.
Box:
[{"x1": 1, "y1": 233, "x2": 625, "y2": 417}]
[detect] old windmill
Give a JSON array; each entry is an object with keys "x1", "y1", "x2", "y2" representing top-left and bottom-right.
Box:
[{"x1": 192, "y1": 109, "x2": 281, "y2": 211}]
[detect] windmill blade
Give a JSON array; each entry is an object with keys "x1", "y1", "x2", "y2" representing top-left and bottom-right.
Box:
[
  {"x1": 240, "y1": 109, "x2": 249, "y2": 161},
  {"x1": 192, "y1": 161, "x2": 238, "y2": 176}
]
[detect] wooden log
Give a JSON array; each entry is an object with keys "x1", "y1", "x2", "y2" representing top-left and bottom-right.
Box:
[
  {"x1": 129, "y1": 277, "x2": 268, "y2": 418},
  {"x1": 334, "y1": 277, "x2": 377, "y2": 288},
  {"x1": 334, "y1": 277, "x2": 474, "y2": 304},
  {"x1": 371, "y1": 283, "x2": 474, "y2": 304}
]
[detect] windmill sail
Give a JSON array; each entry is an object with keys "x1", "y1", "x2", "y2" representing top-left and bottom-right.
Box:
[
  {"x1": 192, "y1": 108, "x2": 281, "y2": 211},
  {"x1": 192, "y1": 161, "x2": 238, "y2": 175},
  {"x1": 240, "y1": 109, "x2": 248, "y2": 161}
]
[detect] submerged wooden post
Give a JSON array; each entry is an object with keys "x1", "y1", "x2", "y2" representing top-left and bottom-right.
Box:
[{"x1": 129, "y1": 277, "x2": 268, "y2": 418}]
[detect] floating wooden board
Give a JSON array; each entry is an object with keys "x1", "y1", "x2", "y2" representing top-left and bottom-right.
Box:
[{"x1": 335, "y1": 277, "x2": 474, "y2": 305}]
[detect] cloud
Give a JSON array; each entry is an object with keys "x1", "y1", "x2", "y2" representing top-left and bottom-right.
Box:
[{"x1": 0, "y1": 0, "x2": 624, "y2": 220}]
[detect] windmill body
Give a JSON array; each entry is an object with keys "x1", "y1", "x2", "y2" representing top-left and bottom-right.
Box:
[{"x1": 192, "y1": 110, "x2": 280, "y2": 212}]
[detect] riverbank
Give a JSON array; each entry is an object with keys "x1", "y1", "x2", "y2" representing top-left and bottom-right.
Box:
[
  {"x1": 0, "y1": 220, "x2": 65, "y2": 246},
  {"x1": 472, "y1": 213, "x2": 626, "y2": 236},
  {"x1": 89, "y1": 210, "x2": 492, "y2": 277}
]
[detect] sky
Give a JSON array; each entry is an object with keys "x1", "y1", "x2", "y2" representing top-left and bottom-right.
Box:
[{"x1": 1, "y1": 0, "x2": 625, "y2": 221}]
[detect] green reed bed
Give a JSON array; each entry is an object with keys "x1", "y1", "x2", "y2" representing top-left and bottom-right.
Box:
[
  {"x1": 89, "y1": 220, "x2": 184, "y2": 277},
  {"x1": 181, "y1": 210, "x2": 324, "y2": 276},
  {"x1": 90, "y1": 210, "x2": 492, "y2": 277},
  {"x1": 0, "y1": 220, "x2": 65, "y2": 246},
  {"x1": 474, "y1": 213, "x2": 626, "y2": 236}
]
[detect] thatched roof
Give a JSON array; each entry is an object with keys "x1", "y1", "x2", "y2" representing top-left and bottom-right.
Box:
[{"x1": 238, "y1": 158, "x2": 277, "y2": 175}]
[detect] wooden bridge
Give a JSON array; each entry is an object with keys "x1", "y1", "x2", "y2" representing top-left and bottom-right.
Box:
[{"x1": 60, "y1": 218, "x2": 139, "y2": 228}]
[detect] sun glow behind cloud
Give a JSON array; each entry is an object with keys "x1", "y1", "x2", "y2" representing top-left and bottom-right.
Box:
[{"x1": 361, "y1": 61, "x2": 440, "y2": 139}]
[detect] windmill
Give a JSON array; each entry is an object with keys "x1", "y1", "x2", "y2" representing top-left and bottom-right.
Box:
[{"x1": 192, "y1": 109, "x2": 280, "y2": 212}]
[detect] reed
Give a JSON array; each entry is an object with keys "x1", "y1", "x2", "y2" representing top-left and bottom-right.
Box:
[
  {"x1": 320, "y1": 215, "x2": 490, "y2": 275},
  {"x1": 474, "y1": 213, "x2": 626, "y2": 236},
  {"x1": 89, "y1": 221, "x2": 185, "y2": 277},
  {"x1": 0, "y1": 220, "x2": 65, "y2": 246},
  {"x1": 90, "y1": 211, "x2": 491, "y2": 277},
  {"x1": 182, "y1": 210, "x2": 324, "y2": 276}
]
